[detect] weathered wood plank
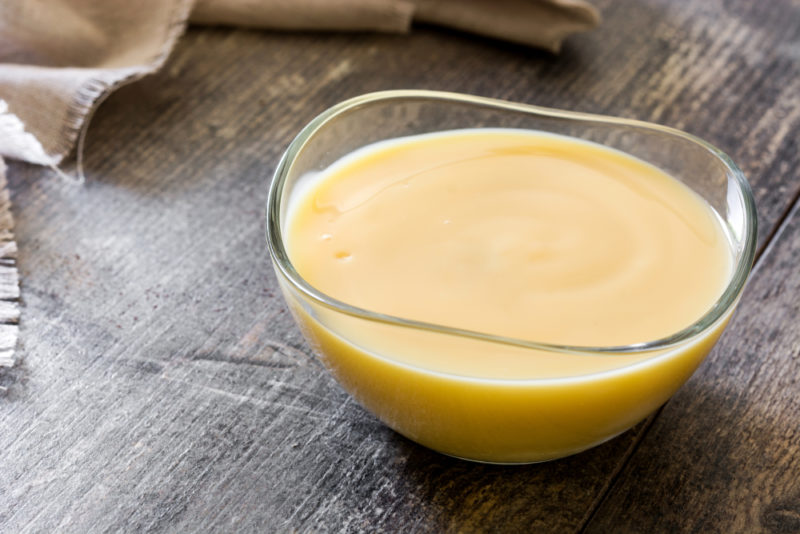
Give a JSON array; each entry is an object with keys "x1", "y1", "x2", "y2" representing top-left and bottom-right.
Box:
[{"x1": 0, "y1": 0, "x2": 798, "y2": 531}]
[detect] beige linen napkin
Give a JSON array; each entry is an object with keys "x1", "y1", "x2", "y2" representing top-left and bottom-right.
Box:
[
  {"x1": 0, "y1": 0, "x2": 598, "y2": 169},
  {"x1": 0, "y1": 0, "x2": 597, "y2": 369}
]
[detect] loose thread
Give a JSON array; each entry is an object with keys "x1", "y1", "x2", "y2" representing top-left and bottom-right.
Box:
[{"x1": 49, "y1": 163, "x2": 83, "y2": 185}]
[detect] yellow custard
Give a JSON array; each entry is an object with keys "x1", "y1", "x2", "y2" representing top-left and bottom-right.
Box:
[
  {"x1": 280, "y1": 128, "x2": 734, "y2": 462},
  {"x1": 287, "y1": 130, "x2": 731, "y2": 376}
]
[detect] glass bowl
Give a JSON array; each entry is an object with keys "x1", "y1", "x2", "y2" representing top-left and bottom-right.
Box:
[{"x1": 266, "y1": 90, "x2": 757, "y2": 464}]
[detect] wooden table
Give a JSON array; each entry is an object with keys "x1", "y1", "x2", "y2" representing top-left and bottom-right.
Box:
[{"x1": 2, "y1": 0, "x2": 799, "y2": 531}]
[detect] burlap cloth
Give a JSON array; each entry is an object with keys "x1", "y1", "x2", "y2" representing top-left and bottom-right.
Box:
[{"x1": 0, "y1": 0, "x2": 599, "y2": 370}]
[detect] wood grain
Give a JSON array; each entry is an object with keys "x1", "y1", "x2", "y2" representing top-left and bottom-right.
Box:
[{"x1": 0, "y1": 0, "x2": 798, "y2": 531}]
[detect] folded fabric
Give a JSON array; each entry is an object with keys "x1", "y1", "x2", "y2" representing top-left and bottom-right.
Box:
[
  {"x1": 0, "y1": 0, "x2": 599, "y2": 169},
  {"x1": 192, "y1": 0, "x2": 600, "y2": 51}
]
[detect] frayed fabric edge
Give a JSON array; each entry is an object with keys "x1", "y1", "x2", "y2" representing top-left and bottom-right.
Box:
[
  {"x1": 0, "y1": 157, "x2": 20, "y2": 377},
  {"x1": 59, "y1": 0, "x2": 197, "y2": 182},
  {"x1": 0, "y1": 0, "x2": 193, "y2": 372}
]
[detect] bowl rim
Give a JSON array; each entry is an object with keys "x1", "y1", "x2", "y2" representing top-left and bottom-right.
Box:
[{"x1": 266, "y1": 89, "x2": 758, "y2": 357}]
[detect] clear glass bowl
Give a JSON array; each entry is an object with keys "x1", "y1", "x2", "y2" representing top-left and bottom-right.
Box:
[{"x1": 266, "y1": 90, "x2": 757, "y2": 464}]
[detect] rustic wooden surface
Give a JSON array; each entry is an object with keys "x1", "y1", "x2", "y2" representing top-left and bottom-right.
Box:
[{"x1": 1, "y1": 0, "x2": 799, "y2": 531}]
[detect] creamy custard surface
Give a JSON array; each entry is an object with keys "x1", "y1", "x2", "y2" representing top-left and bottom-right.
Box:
[{"x1": 285, "y1": 129, "x2": 732, "y2": 379}]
